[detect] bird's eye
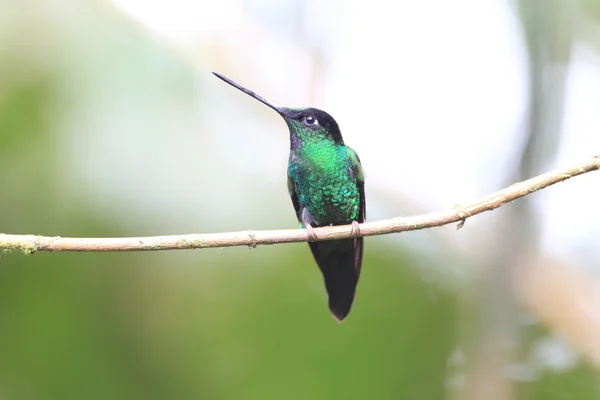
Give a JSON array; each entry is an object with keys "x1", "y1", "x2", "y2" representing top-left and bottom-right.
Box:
[{"x1": 304, "y1": 116, "x2": 318, "y2": 125}]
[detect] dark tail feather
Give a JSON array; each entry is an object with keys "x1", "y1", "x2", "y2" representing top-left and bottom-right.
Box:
[{"x1": 308, "y1": 237, "x2": 363, "y2": 322}]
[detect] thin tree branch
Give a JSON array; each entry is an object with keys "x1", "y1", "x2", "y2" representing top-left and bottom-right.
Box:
[{"x1": 1, "y1": 155, "x2": 599, "y2": 254}]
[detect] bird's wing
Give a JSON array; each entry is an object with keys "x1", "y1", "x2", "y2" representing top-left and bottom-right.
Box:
[
  {"x1": 287, "y1": 174, "x2": 303, "y2": 226},
  {"x1": 346, "y1": 147, "x2": 366, "y2": 223}
]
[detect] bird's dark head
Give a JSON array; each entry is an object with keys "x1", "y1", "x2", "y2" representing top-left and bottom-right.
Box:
[
  {"x1": 279, "y1": 107, "x2": 343, "y2": 147},
  {"x1": 212, "y1": 72, "x2": 343, "y2": 146}
]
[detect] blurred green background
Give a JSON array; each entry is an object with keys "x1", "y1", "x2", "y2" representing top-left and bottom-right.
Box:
[{"x1": 1, "y1": 0, "x2": 600, "y2": 399}]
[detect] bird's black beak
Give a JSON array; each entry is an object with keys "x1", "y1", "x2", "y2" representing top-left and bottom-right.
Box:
[{"x1": 213, "y1": 72, "x2": 283, "y2": 115}]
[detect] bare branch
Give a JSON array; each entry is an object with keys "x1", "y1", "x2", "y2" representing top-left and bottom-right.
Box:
[{"x1": 1, "y1": 155, "x2": 599, "y2": 254}]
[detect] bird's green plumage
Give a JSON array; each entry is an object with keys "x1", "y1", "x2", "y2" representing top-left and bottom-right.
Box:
[{"x1": 286, "y1": 120, "x2": 362, "y2": 225}]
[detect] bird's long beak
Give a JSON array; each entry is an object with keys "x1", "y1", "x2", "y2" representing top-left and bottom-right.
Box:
[{"x1": 213, "y1": 72, "x2": 283, "y2": 115}]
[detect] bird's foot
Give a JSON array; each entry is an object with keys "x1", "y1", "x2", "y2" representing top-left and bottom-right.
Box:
[
  {"x1": 305, "y1": 224, "x2": 318, "y2": 242},
  {"x1": 350, "y1": 220, "x2": 361, "y2": 238}
]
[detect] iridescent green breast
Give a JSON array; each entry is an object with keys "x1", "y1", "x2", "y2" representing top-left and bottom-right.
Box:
[{"x1": 288, "y1": 142, "x2": 361, "y2": 226}]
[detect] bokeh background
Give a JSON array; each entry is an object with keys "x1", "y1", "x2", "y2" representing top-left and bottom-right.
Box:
[{"x1": 1, "y1": 0, "x2": 600, "y2": 399}]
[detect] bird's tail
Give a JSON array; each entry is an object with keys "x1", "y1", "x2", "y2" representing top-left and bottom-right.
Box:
[{"x1": 308, "y1": 237, "x2": 363, "y2": 322}]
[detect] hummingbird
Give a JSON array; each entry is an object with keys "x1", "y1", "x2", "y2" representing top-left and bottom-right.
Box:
[{"x1": 213, "y1": 72, "x2": 365, "y2": 322}]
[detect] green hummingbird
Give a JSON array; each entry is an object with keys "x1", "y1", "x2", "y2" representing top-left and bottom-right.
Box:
[{"x1": 213, "y1": 72, "x2": 366, "y2": 322}]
